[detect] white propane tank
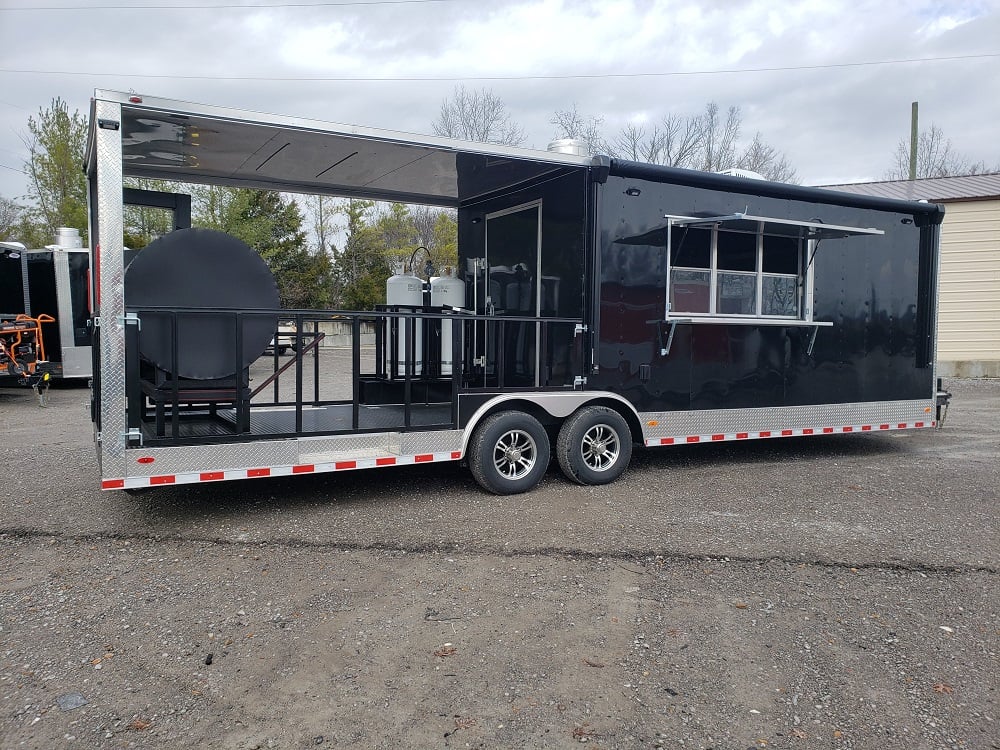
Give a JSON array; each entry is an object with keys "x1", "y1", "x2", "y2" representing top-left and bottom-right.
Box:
[
  {"x1": 386, "y1": 265, "x2": 425, "y2": 376},
  {"x1": 430, "y1": 267, "x2": 466, "y2": 375}
]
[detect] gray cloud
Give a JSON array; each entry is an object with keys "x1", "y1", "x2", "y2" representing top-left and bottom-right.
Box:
[{"x1": 1, "y1": 0, "x2": 998, "y2": 204}]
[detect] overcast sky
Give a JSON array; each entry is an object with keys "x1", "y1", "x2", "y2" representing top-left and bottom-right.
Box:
[{"x1": 1, "y1": 0, "x2": 998, "y2": 205}]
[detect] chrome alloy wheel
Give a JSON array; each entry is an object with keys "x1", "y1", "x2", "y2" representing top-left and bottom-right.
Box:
[
  {"x1": 493, "y1": 429, "x2": 538, "y2": 480},
  {"x1": 580, "y1": 424, "x2": 620, "y2": 472}
]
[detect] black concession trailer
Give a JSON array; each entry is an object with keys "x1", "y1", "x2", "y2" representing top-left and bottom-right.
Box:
[{"x1": 85, "y1": 90, "x2": 948, "y2": 493}]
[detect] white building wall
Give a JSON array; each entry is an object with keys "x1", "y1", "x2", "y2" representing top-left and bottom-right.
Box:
[{"x1": 937, "y1": 199, "x2": 1000, "y2": 377}]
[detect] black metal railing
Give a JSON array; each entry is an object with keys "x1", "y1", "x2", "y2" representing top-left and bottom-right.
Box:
[{"x1": 123, "y1": 305, "x2": 583, "y2": 447}]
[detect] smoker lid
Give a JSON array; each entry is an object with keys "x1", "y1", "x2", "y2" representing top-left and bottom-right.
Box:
[{"x1": 124, "y1": 228, "x2": 280, "y2": 380}]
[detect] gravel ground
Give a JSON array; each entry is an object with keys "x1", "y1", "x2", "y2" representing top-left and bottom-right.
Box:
[{"x1": 0, "y1": 377, "x2": 997, "y2": 749}]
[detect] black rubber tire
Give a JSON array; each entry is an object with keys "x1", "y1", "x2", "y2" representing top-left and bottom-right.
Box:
[
  {"x1": 556, "y1": 406, "x2": 633, "y2": 486},
  {"x1": 469, "y1": 411, "x2": 550, "y2": 495},
  {"x1": 278, "y1": 346, "x2": 289, "y2": 356}
]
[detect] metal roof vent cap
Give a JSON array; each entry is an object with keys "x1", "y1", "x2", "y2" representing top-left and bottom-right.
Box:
[
  {"x1": 717, "y1": 168, "x2": 766, "y2": 180},
  {"x1": 54, "y1": 227, "x2": 83, "y2": 248},
  {"x1": 547, "y1": 138, "x2": 589, "y2": 156}
]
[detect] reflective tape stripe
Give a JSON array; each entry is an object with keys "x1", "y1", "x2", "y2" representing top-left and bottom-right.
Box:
[
  {"x1": 102, "y1": 450, "x2": 463, "y2": 491},
  {"x1": 644, "y1": 421, "x2": 934, "y2": 447}
]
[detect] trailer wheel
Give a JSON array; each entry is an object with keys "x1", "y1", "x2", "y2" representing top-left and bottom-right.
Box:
[
  {"x1": 556, "y1": 406, "x2": 632, "y2": 486},
  {"x1": 469, "y1": 411, "x2": 550, "y2": 495}
]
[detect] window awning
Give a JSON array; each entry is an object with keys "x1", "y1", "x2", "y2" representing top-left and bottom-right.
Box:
[{"x1": 666, "y1": 213, "x2": 884, "y2": 239}]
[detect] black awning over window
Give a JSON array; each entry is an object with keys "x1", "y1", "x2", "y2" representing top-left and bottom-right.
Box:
[{"x1": 666, "y1": 213, "x2": 885, "y2": 240}]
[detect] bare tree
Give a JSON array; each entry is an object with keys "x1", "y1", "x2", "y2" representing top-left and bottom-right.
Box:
[
  {"x1": 302, "y1": 194, "x2": 339, "y2": 255},
  {"x1": 612, "y1": 114, "x2": 705, "y2": 168},
  {"x1": 887, "y1": 125, "x2": 998, "y2": 179},
  {"x1": 698, "y1": 103, "x2": 741, "y2": 173},
  {"x1": 736, "y1": 133, "x2": 798, "y2": 182},
  {"x1": 432, "y1": 86, "x2": 526, "y2": 146},
  {"x1": 552, "y1": 101, "x2": 797, "y2": 181}
]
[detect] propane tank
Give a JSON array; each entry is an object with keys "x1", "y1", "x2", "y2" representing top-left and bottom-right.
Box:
[
  {"x1": 385, "y1": 263, "x2": 424, "y2": 376},
  {"x1": 430, "y1": 267, "x2": 466, "y2": 375}
]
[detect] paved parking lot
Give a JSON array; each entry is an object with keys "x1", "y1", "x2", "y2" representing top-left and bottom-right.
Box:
[{"x1": 0, "y1": 377, "x2": 997, "y2": 749}]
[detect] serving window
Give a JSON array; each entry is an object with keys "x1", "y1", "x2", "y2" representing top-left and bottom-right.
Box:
[{"x1": 665, "y1": 212, "x2": 883, "y2": 324}]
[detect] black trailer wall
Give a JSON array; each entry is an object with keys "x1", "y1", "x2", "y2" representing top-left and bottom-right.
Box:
[
  {"x1": 1, "y1": 253, "x2": 27, "y2": 315},
  {"x1": 593, "y1": 172, "x2": 940, "y2": 412}
]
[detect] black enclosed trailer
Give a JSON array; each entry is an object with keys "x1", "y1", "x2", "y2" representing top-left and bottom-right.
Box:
[
  {"x1": 85, "y1": 91, "x2": 946, "y2": 493},
  {"x1": 1, "y1": 230, "x2": 92, "y2": 382}
]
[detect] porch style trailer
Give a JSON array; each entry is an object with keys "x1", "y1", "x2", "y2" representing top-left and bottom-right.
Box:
[{"x1": 85, "y1": 91, "x2": 946, "y2": 494}]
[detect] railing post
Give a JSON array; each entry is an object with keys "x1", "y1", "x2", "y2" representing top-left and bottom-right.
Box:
[
  {"x1": 352, "y1": 315, "x2": 361, "y2": 430},
  {"x1": 403, "y1": 314, "x2": 413, "y2": 427},
  {"x1": 169, "y1": 312, "x2": 179, "y2": 438}
]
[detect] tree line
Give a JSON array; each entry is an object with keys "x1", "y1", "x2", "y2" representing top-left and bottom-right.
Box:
[{"x1": 3, "y1": 92, "x2": 995, "y2": 311}]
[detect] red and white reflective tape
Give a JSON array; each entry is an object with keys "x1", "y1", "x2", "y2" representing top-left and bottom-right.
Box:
[
  {"x1": 102, "y1": 450, "x2": 463, "y2": 490},
  {"x1": 644, "y1": 421, "x2": 935, "y2": 447}
]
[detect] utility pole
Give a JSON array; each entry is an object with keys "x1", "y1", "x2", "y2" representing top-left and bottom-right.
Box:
[{"x1": 909, "y1": 102, "x2": 919, "y2": 180}]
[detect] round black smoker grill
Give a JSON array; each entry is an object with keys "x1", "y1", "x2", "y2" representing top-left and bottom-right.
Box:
[{"x1": 124, "y1": 228, "x2": 280, "y2": 380}]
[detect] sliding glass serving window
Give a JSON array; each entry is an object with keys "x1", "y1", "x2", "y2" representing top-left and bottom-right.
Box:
[{"x1": 668, "y1": 222, "x2": 803, "y2": 319}]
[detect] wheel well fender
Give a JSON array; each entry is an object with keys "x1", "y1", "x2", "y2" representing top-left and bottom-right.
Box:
[{"x1": 460, "y1": 392, "x2": 641, "y2": 454}]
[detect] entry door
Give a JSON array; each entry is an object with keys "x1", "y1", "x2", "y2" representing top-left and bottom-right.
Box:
[{"x1": 484, "y1": 201, "x2": 542, "y2": 387}]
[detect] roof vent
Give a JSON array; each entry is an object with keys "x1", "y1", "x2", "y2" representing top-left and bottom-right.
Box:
[
  {"x1": 547, "y1": 138, "x2": 589, "y2": 157},
  {"x1": 717, "y1": 168, "x2": 766, "y2": 180}
]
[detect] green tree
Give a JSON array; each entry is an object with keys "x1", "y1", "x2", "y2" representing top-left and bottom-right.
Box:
[
  {"x1": 373, "y1": 202, "x2": 421, "y2": 269},
  {"x1": 23, "y1": 97, "x2": 88, "y2": 242},
  {"x1": 123, "y1": 178, "x2": 177, "y2": 249},
  {"x1": 302, "y1": 194, "x2": 339, "y2": 255},
  {"x1": 333, "y1": 199, "x2": 386, "y2": 310},
  {"x1": 409, "y1": 205, "x2": 458, "y2": 273},
  {"x1": 223, "y1": 189, "x2": 307, "y2": 262},
  {"x1": 429, "y1": 210, "x2": 458, "y2": 273},
  {"x1": 0, "y1": 195, "x2": 28, "y2": 242},
  {"x1": 268, "y1": 246, "x2": 333, "y2": 310},
  {"x1": 192, "y1": 186, "x2": 333, "y2": 308}
]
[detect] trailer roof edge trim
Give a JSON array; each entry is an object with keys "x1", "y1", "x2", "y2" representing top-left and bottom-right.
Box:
[{"x1": 610, "y1": 159, "x2": 945, "y2": 222}]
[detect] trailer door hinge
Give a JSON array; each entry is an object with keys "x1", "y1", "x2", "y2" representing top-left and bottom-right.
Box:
[
  {"x1": 574, "y1": 323, "x2": 588, "y2": 335},
  {"x1": 116, "y1": 312, "x2": 141, "y2": 330},
  {"x1": 121, "y1": 427, "x2": 143, "y2": 446},
  {"x1": 574, "y1": 375, "x2": 587, "y2": 389}
]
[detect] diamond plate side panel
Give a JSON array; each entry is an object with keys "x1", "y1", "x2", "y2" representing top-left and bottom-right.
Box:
[
  {"x1": 300, "y1": 433, "x2": 396, "y2": 465},
  {"x1": 122, "y1": 430, "x2": 462, "y2": 477},
  {"x1": 640, "y1": 400, "x2": 935, "y2": 442},
  {"x1": 126, "y1": 439, "x2": 302, "y2": 477},
  {"x1": 94, "y1": 99, "x2": 128, "y2": 480},
  {"x1": 398, "y1": 430, "x2": 464, "y2": 455}
]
